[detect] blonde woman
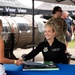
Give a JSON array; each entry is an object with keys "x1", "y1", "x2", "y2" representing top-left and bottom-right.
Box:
[{"x1": 19, "y1": 23, "x2": 68, "y2": 64}]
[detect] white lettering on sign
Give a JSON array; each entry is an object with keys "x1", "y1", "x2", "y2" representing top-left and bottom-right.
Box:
[
  {"x1": 5, "y1": 7, "x2": 16, "y2": 12},
  {"x1": 72, "y1": 12, "x2": 75, "y2": 15},
  {"x1": 0, "y1": 8, "x2": 3, "y2": 11},
  {"x1": 17, "y1": 8, "x2": 27, "y2": 13},
  {"x1": 5, "y1": 7, "x2": 9, "y2": 12}
]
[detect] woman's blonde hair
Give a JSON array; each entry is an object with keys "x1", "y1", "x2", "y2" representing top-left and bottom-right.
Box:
[
  {"x1": 0, "y1": 19, "x2": 2, "y2": 38},
  {"x1": 0, "y1": 19, "x2": 2, "y2": 26},
  {"x1": 45, "y1": 23, "x2": 56, "y2": 33}
]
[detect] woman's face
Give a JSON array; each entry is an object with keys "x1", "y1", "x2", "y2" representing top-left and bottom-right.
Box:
[{"x1": 44, "y1": 26, "x2": 55, "y2": 40}]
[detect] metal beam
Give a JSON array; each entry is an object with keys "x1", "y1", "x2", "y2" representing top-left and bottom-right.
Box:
[{"x1": 32, "y1": 0, "x2": 35, "y2": 61}]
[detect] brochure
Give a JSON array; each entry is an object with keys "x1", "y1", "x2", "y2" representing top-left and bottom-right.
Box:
[{"x1": 23, "y1": 61, "x2": 59, "y2": 71}]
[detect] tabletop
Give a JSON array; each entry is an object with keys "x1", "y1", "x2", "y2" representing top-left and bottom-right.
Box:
[{"x1": 4, "y1": 64, "x2": 75, "y2": 75}]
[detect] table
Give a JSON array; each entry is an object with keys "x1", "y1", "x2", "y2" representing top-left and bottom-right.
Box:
[
  {"x1": 4, "y1": 64, "x2": 23, "y2": 71},
  {"x1": 5, "y1": 64, "x2": 75, "y2": 75}
]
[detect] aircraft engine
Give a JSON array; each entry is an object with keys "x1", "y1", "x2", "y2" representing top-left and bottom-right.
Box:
[{"x1": 0, "y1": 15, "x2": 46, "y2": 50}]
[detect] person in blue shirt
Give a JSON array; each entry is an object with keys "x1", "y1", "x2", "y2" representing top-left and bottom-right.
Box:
[
  {"x1": 61, "y1": 11, "x2": 73, "y2": 48},
  {"x1": 19, "y1": 23, "x2": 68, "y2": 64}
]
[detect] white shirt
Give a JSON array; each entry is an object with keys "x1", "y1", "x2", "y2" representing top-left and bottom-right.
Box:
[{"x1": 0, "y1": 64, "x2": 6, "y2": 75}]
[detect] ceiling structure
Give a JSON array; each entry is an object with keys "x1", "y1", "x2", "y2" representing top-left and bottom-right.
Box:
[
  {"x1": 0, "y1": 0, "x2": 32, "y2": 14},
  {"x1": 0, "y1": 0, "x2": 75, "y2": 15},
  {"x1": 37, "y1": 2, "x2": 75, "y2": 11},
  {"x1": 34, "y1": 0, "x2": 75, "y2": 16},
  {"x1": 34, "y1": 0, "x2": 75, "y2": 5}
]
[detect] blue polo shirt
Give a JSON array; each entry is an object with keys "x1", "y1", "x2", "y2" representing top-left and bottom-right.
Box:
[{"x1": 65, "y1": 17, "x2": 72, "y2": 34}]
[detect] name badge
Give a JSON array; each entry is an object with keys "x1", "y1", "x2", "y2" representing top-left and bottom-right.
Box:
[{"x1": 51, "y1": 48, "x2": 60, "y2": 52}]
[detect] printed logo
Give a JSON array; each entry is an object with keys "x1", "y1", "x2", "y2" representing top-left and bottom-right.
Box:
[{"x1": 43, "y1": 47, "x2": 48, "y2": 52}]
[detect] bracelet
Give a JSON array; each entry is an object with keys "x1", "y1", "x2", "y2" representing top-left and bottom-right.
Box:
[{"x1": 14, "y1": 60, "x2": 17, "y2": 64}]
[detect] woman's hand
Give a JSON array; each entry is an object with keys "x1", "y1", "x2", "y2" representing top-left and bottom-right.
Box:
[
  {"x1": 18, "y1": 57, "x2": 23, "y2": 62},
  {"x1": 14, "y1": 60, "x2": 23, "y2": 66}
]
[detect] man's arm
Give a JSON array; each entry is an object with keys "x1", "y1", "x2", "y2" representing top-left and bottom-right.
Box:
[
  {"x1": 71, "y1": 25, "x2": 73, "y2": 35},
  {"x1": 63, "y1": 20, "x2": 67, "y2": 36}
]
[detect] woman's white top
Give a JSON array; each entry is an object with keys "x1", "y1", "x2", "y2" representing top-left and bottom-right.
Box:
[{"x1": 0, "y1": 64, "x2": 5, "y2": 75}]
